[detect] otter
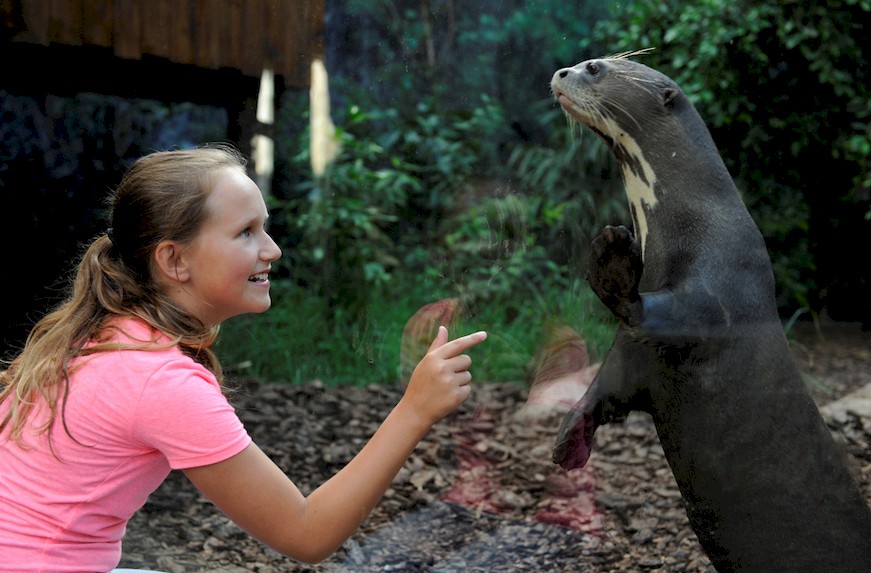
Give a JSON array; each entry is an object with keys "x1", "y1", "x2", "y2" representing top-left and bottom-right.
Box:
[{"x1": 549, "y1": 52, "x2": 871, "y2": 571}]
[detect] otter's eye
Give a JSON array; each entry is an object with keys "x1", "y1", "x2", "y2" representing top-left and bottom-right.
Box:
[{"x1": 586, "y1": 62, "x2": 600, "y2": 75}]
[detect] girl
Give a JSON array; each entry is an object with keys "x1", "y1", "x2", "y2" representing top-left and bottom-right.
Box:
[{"x1": 0, "y1": 144, "x2": 487, "y2": 572}]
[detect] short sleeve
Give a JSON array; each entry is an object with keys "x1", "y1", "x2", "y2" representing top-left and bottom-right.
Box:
[{"x1": 131, "y1": 357, "x2": 252, "y2": 470}]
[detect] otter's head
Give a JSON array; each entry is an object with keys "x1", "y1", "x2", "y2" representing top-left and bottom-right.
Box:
[
  {"x1": 550, "y1": 51, "x2": 717, "y2": 259},
  {"x1": 550, "y1": 51, "x2": 691, "y2": 162}
]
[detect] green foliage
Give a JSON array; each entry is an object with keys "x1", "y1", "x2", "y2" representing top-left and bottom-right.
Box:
[
  {"x1": 374, "y1": 95, "x2": 510, "y2": 212},
  {"x1": 332, "y1": 0, "x2": 610, "y2": 136},
  {"x1": 506, "y1": 103, "x2": 629, "y2": 251},
  {"x1": 217, "y1": 280, "x2": 408, "y2": 385},
  {"x1": 256, "y1": 84, "x2": 620, "y2": 385},
  {"x1": 279, "y1": 95, "x2": 512, "y2": 318},
  {"x1": 217, "y1": 275, "x2": 615, "y2": 387},
  {"x1": 437, "y1": 190, "x2": 570, "y2": 312},
  {"x1": 218, "y1": 0, "x2": 871, "y2": 385},
  {"x1": 442, "y1": 275, "x2": 617, "y2": 384},
  {"x1": 279, "y1": 105, "x2": 419, "y2": 317}
]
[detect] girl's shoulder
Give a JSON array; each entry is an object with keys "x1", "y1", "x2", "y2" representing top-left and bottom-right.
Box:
[
  {"x1": 101, "y1": 317, "x2": 174, "y2": 346},
  {"x1": 79, "y1": 317, "x2": 201, "y2": 379}
]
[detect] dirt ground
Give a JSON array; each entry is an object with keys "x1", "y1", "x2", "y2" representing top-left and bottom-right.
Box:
[{"x1": 119, "y1": 320, "x2": 870, "y2": 573}]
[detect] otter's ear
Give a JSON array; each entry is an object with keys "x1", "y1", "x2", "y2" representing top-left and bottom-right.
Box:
[
  {"x1": 153, "y1": 240, "x2": 191, "y2": 283},
  {"x1": 663, "y1": 88, "x2": 679, "y2": 110}
]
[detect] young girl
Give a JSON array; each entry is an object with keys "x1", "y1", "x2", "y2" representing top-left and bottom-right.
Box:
[{"x1": 0, "y1": 144, "x2": 487, "y2": 572}]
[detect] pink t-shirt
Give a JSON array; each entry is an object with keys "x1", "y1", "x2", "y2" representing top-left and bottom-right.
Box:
[{"x1": 0, "y1": 319, "x2": 252, "y2": 572}]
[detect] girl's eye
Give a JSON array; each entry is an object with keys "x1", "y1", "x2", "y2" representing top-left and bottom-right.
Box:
[{"x1": 240, "y1": 228, "x2": 252, "y2": 238}]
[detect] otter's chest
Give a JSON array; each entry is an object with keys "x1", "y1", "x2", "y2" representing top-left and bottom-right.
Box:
[{"x1": 616, "y1": 132, "x2": 659, "y2": 260}]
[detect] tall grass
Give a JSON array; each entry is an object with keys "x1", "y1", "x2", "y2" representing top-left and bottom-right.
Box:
[{"x1": 216, "y1": 275, "x2": 616, "y2": 387}]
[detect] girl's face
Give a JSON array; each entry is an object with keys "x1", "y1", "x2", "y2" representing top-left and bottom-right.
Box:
[{"x1": 174, "y1": 167, "x2": 282, "y2": 326}]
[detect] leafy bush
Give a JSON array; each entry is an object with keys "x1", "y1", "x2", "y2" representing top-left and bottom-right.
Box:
[
  {"x1": 278, "y1": 95, "x2": 513, "y2": 317},
  {"x1": 282, "y1": 105, "x2": 421, "y2": 317},
  {"x1": 505, "y1": 103, "x2": 628, "y2": 259}
]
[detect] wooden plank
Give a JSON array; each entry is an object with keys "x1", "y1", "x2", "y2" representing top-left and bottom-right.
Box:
[
  {"x1": 168, "y1": 0, "x2": 194, "y2": 66},
  {"x1": 239, "y1": 0, "x2": 264, "y2": 77},
  {"x1": 16, "y1": 0, "x2": 50, "y2": 44},
  {"x1": 262, "y1": 0, "x2": 282, "y2": 76},
  {"x1": 49, "y1": 0, "x2": 82, "y2": 46},
  {"x1": 0, "y1": 0, "x2": 19, "y2": 33},
  {"x1": 80, "y1": 0, "x2": 113, "y2": 48},
  {"x1": 193, "y1": 0, "x2": 220, "y2": 69},
  {"x1": 0, "y1": 0, "x2": 49, "y2": 45},
  {"x1": 5, "y1": 0, "x2": 322, "y2": 83},
  {"x1": 310, "y1": 0, "x2": 325, "y2": 55},
  {"x1": 282, "y1": 0, "x2": 323, "y2": 87},
  {"x1": 218, "y1": 0, "x2": 241, "y2": 70},
  {"x1": 112, "y1": 0, "x2": 140, "y2": 59},
  {"x1": 302, "y1": 0, "x2": 326, "y2": 83},
  {"x1": 276, "y1": 0, "x2": 295, "y2": 82},
  {"x1": 141, "y1": 0, "x2": 171, "y2": 58}
]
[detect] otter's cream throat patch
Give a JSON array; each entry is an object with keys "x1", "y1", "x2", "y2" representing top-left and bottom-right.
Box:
[
  {"x1": 556, "y1": 92, "x2": 658, "y2": 260},
  {"x1": 605, "y1": 120, "x2": 657, "y2": 260}
]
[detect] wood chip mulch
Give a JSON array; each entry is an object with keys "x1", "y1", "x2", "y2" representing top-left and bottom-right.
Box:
[{"x1": 119, "y1": 322, "x2": 870, "y2": 573}]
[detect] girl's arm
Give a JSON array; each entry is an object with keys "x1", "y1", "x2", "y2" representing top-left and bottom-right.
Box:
[{"x1": 183, "y1": 327, "x2": 486, "y2": 563}]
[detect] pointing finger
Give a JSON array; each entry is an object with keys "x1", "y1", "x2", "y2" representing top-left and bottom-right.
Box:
[{"x1": 435, "y1": 330, "x2": 488, "y2": 358}]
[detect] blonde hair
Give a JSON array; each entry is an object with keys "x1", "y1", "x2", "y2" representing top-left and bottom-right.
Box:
[{"x1": 0, "y1": 144, "x2": 248, "y2": 445}]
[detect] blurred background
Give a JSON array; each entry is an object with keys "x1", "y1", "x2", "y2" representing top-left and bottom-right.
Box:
[{"x1": 1, "y1": 0, "x2": 868, "y2": 386}]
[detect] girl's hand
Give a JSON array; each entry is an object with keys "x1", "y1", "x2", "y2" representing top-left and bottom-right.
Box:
[
  {"x1": 401, "y1": 326, "x2": 487, "y2": 426},
  {"x1": 186, "y1": 328, "x2": 485, "y2": 564}
]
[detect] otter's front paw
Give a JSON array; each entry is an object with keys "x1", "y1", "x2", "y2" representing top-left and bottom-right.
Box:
[{"x1": 587, "y1": 225, "x2": 643, "y2": 326}]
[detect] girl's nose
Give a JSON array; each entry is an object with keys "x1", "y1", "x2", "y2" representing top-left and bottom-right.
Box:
[{"x1": 262, "y1": 233, "x2": 282, "y2": 261}]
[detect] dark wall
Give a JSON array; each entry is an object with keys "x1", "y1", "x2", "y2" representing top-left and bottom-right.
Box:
[{"x1": 0, "y1": 43, "x2": 237, "y2": 356}]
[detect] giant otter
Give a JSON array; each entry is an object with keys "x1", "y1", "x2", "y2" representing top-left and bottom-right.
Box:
[{"x1": 550, "y1": 52, "x2": 871, "y2": 571}]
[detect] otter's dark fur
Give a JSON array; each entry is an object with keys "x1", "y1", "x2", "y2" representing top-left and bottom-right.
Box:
[{"x1": 550, "y1": 53, "x2": 871, "y2": 572}]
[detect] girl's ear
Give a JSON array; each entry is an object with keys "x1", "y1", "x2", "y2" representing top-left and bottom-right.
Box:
[{"x1": 153, "y1": 240, "x2": 191, "y2": 283}]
